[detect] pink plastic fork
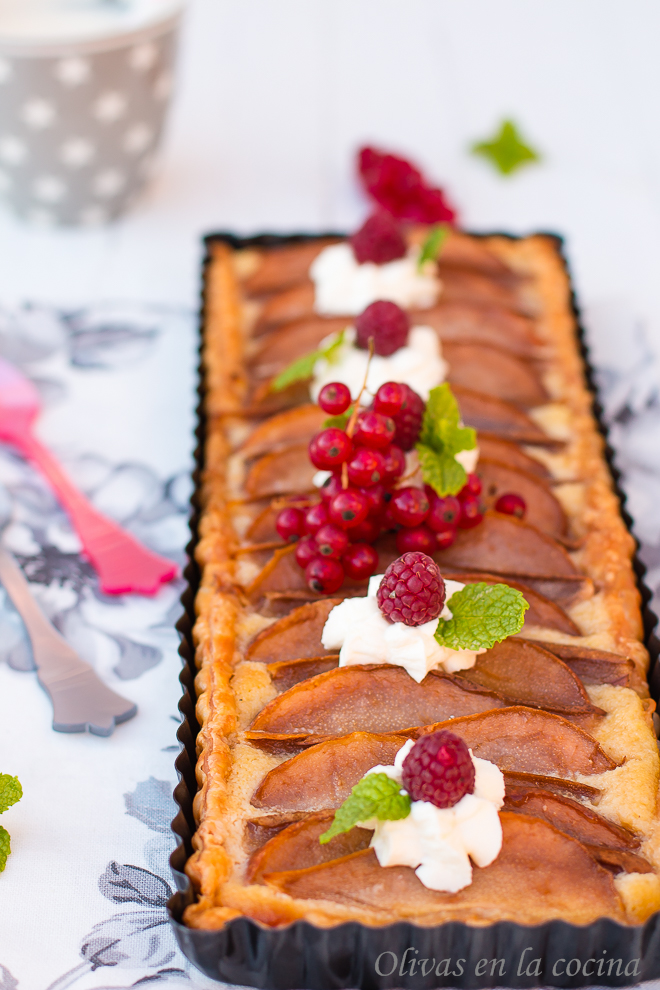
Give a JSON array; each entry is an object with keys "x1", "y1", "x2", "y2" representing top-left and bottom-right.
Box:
[{"x1": 0, "y1": 356, "x2": 178, "y2": 595}]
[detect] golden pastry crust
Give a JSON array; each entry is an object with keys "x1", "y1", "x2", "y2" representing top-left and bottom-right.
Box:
[{"x1": 183, "y1": 233, "x2": 660, "y2": 932}]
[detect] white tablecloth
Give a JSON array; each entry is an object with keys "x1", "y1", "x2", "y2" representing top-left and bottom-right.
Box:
[{"x1": 0, "y1": 2, "x2": 659, "y2": 987}]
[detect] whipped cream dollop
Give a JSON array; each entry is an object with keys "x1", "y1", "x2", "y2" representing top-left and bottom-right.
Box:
[
  {"x1": 311, "y1": 243, "x2": 441, "y2": 316},
  {"x1": 321, "y1": 575, "x2": 483, "y2": 682},
  {"x1": 311, "y1": 325, "x2": 447, "y2": 403},
  {"x1": 363, "y1": 740, "x2": 504, "y2": 893}
]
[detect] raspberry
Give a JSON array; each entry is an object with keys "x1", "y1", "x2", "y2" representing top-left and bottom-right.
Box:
[
  {"x1": 355, "y1": 300, "x2": 409, "y2": 357},
  {"x1": 358, "y1": 146, "x2": 457, "y2": 225},
  {"x1": 376, "y1": 551, "x2": 445, "y2": 626},
  {"x1": 401, "y1": 730, "x2": 475, "y2": 808},
  {"x1": 389, "y1": 384, "x2": 425, "y2": 451},
  {"x1": 351, "y1": 212, "x2": 407, "y2": 265}
]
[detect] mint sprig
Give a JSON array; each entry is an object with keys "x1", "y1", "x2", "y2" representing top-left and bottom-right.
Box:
[
  {"x1": 471, "y1": 120, "x2": 540, "y2": 176},
  {"x1": 435, "y1": 582, "x2": 528, "y2": 651},
  {"x1": 416, "y1": 383, "x2": 476, "y2": 496},
  {"x1": 418, "y1": 224, "x2": 449, "y2": 271},
  {"x1": 0, "y1": 774, "x2": 22, "y2": 873},
  {"x1": 320, "y1": 772, "x2": 410, "y2": 844},
  {"x1": 271, "y1": 329, "x2": 346, "y2": 393}
]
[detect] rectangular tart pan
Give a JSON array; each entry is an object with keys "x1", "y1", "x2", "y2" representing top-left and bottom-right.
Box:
[{"x1": 168, "y1": 231, "x2": 660, "y2": 988}]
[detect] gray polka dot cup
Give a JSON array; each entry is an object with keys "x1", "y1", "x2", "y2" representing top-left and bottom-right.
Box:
[{"x1": 0, "y1": 6, "x2": 183, "y2": 225}]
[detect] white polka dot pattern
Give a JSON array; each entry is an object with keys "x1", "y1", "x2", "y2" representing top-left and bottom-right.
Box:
[{"x1": 0, "y1": 17, "x2": 179, "y2": 225}]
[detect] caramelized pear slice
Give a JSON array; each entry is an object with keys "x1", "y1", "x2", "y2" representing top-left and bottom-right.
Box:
[
  {"x1": 439, "y1": 270, "x2": 526, "y2": 313},
  {"x1": 453, "y1": 385, "x2": 553, "y2": 444},
  {"x1": 268, "y1": 655, "x2": 339, "y2": 691},
  {"x1": 247, "y1": 599, "x2": 340, "y2": 664},
  {"x1": 459, "y1": 640, "x2": 600, "y2": 714},
  {"x1": 256, "y1": 281, "x2": 317, "y2": 330},
  {"x1": 522, "y1": 639, "x2": 633, "y2": 687},
  {"x1": 246, "y1": 812, "x2": 371, "y2": 884},
  {"x1": 439, "y1": 569, "x2": 580, "y2": 635},
  {"x1": 247, "y1": 377, "x2": 313, "y2": 416},
  {"x1": 444, "y1": 342, "x2": 548, "y2": 409},
  {"x1": 411, "y1": 303, "x2": 538, "y2": 358},
  {"x1": 504, "y1": 785, "x2": 639, "y2": 851},
  {"x1": 421, "y1": 706, "x2": 617, "y2": 776},
  {"x1": 477, "y1": 436, "x2": 552, "y2": 481},
  {"x1": 265, "y1": 813, "x2": 625, "y2": 924},
  {"x1": 585, "y1": 847, "x2": 653, "y2": 876},
  {"x1": 243, "y1": 241, "x2": 337, "y2": 296},
  {"x1": 245, "y1": 444, "x2": 316, "y2": 497},
  {"x1": 478, "y1": 460, "x2": 567, "y2": 538},
  {"x1": 245, "y1": 812, "x2": 311, "y2": 852},
  {"x1": 434, "y1": 230, "x2": 516, "y2": 278},
  {"x1": 240, "y1": 404, "x2": 326, "y2": 459},
  {"x1": 251, "y1": 318, "x2": 350, "y2": 379},
  {"x1": 247, "y1": 665, "x2": 505, "y2": 738},
  {"x1": 251, "y1": 732, "x2": 405, "y2": 812},
  {"x1": 435, "y1": 512, "x2": 579, "y2": 579},
  {"x1": 503, "y1": 770, "x2": 601, "y2": 803}
]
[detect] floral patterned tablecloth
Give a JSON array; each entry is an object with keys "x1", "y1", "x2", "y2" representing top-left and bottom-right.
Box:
[{"x1": 0, "y1": 297, "x2": 658, "y2": 990}]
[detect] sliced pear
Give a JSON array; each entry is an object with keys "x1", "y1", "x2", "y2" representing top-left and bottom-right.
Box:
[
  {"x1": 243, "y1": 241, "x2": 337, "y2": 296},
  {"x1": 452, "y1": 385, "x2": 555, "y2": 444},
  {"x1": 439, "y1": 569, "x2": 580, "y2": 635},
  {"x1": 247, "y1": 599, "x2": 340, "y2": 664},
  {"x1": 522, "y1": 639, "x2": 633, "y2": 687},
  {"x1": 477, "y1": 436, "x2": 552, "y2": 481},
  {"x1": 245, "y1": 444, "x2": 316, "y2": 498},
  {"x1": 444, "y1": 342, "x2": 548, "y2": 408},
  {"x1": 268, "y1": 655, "x2": 340, "y2": 691},
  {"x1": 255, "y1": 281, "x2": 317, "y2": 330},
  {"x1": 439, "y1": 269, "x2": 527, "y2": 314},
  {"x1": 247, "y1": 812, "x2": 371, "y2": 883},
  {"x1": 251, "y1": 318, "x2": 350, "y2": 379},
  {"x1": 265, "y1": 813, "x2": 625, "y2": 924},
  {"x1": 436, "y1": 230, "x2": 517, "y2": 278},
  {"x1": 422, "y1": 706, "x2": 617, "y2": 776},
  {"x1": 478, "y1": 460, "x2": 567, "y2": 538},
  {"x1": 240, "y1": 404, "x2": 326, "y2": 460},
  {"x1": 247, "y1": 665, "x2": 505, "y2": 739},
  {"x1": 411, "y1": 303, "x2": 538, "y2": 359},
  {"x1": 458, "y1": 640, "x2": 601, "y2": 715},
  {"x1": 435, "y1": 512, "x2": 579, "y2": 579},
  {"x1": 251, "y1": 732, "x2": 406, "y2": 811},
  {"x1": 503, "y1": 769, "x2": 601, "y2": 803},
  {"x1": 504, "y1": 785, "x2": 639, "y2": 851}
]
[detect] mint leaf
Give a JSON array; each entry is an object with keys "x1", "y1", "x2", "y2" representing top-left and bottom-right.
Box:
[
  {"x1": 271, "y1": 329, "x2": 346, "y2": 393},
  {"x1": 417, "y1": 443, "x2": 466, "y2": 499},
  {"x1": 0, "y1": 825, "x2": 9, "y2": 873},
  {"x1": 471, "y1": 120, "x2": 540, "y2": 176},
  {"x1": 320, "y1": 772, "x2": 410, "y2": 844},
  {"x1": 435, "y1": 582, "x2": 528, "y2": 651},
  {"x1": 0, "y1": 775, "x2": 21, "y2": 815},
  {"x1": 418, "y1": 224, "x2": 449, "y2": 270},
  {"x1": 417, "y1": 383, "x2": 476, "y2": 496}
]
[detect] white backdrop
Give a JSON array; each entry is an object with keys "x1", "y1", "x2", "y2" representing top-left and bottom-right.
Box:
[{"x1": 0, "y1": 2, "x2": 660, "y2": 988}]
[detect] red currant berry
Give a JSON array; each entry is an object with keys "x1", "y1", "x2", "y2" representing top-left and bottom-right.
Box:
[
  {"x1": 352, "y1": 411, "x2": 395, "y2": 450},
  {"x1": 347, "y1": 446, "x2": 386, "y2": 487},
  {"x1": 357, "y1": 483, "x2": 386, "y2": 516},
  {"x1": 390, "y1": 384, "x2": 425, "y2": 451},
  {"x1": 374, "y1": 381, "x2": 406, "y2": 417},
  {"x1": 355, "y1": 300, "x2": 409, "y2": 356},
  {"x1": 319, "y1": 473, "x2": 343, "y2": 502},
  {"x1": 275, "y1": 507, "x2": 304, "y2": 543},
  {"x1": 495, "y1": 492, "x2": 526, "y2": 519},
  {"x1": 459, "y1": 473, "x2": 482, "y2": 498},
  {"x1": 390, "y1": 487, "x2": 430, "y2": 528},
  {"x1": 381, "y1": 444, "x2": 406, "y2": 484},
  {"x1": 315, "y1": 523, "x2": 349, "y2": 559},
  {"x1": 457, "y1": 493, "x2": 483, "y2": 529},
  {"x1": 343, "y1": 543, "x2": 379, "y2": 580},
  {"x1": 295, "y1": 535, "x2": 318, "y2": 569},
  {"x1": 328, "y1": 488, "x2": 370, "y2": 529},
  {"x1": 433, "y1": 520, "x2": 457, "y2": 550},
  {"x1": 351, "y1": 212, "x2": 407, "y2": 266},
  {"x1": 309, "y1": 428, "x2": 352, "y2": 470},
  {"x1": 425, "y1": 489, "x2": 461, "y2": 531},
  {"x1": 305, "y1": 556, "x2": 344, "y2": 594},
  {"x1": 318, "y1": 382, "x2": 351, "y2": 416},
  {"x1": 396, "y1": 525, "x2": 437, "y2": 555},
  {"x1": 401, "y1": 730, "x2": 475, "y2": 808},
  {"x1": 348, "y1": 517, "x2": 382, "y2": 543},
  {"x1": 304, "y1": 502, "x2": 329, "y2": 535}
]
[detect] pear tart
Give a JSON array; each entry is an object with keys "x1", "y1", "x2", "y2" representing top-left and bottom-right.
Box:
[{"x1": 184, "y1": 230, "x2": 660, "y2": 932}]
